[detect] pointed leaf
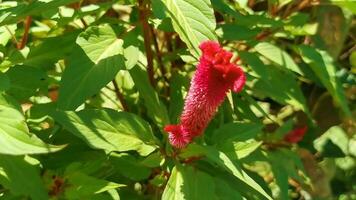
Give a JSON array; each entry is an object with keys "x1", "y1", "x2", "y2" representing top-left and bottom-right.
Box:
[
  {"x1": 162, "y1": 165, "x2": 216, "y2": 200},
  {"x1": 162, "y1": 0, "x2": 217, "y2": 57},
  {"x1": 0, "y1": 93, "x2": 64, "y2": 155},
  {"x1": 52, "y1": 108, "x2": 158, "y2": 156},
  {"x1": 58, "y1": 24, "x2": 125, "y2": 110}
]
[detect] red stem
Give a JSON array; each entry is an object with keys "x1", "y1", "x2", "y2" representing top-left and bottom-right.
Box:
[
  {"x1": 17, "y1": 16, "x2": 32, "y2": 50},
  {"x1": 138, "y1": 0, "x2": 156, "y2": 87}
]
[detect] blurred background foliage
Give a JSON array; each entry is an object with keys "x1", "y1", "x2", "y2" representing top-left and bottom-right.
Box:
[{"x1": 0, "y1": 0, "x2": 355, "y2": 199}]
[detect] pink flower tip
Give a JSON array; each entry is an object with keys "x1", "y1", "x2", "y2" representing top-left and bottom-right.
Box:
[
  {"x1": 284, "y1": 126, "x2": 308, "y2": 143},
  {"x1": 164, "y1": 40, "x2": 246, "y2": 148},
  {"x1": 164, "y1": 125, "x2": 190, "y2": 148}
]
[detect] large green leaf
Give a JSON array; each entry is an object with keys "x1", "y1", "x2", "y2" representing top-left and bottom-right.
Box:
[
  {"x1": 0, "y1": 155, "x2": 48, "y2": 200},
  {"x1": 239, "y1": 51, "x2": 310, "y2": 116},
  {"x1": 3, "y1": 32, "x2": 79, "y2": 68},
  {"x1": 298, "y1": 45, "x2": 351, "y2": 115},
  {"x1": 219, "y1": 24, "x2": 260, "y2": 41},
  {"x1": 24, "y1": 31, "x2": 79, "y2": 68},
  {"x1": 109, "y1": 153, "x2": 151, "y2": 181},
  {"x1": 180, "y1": 145, "x2": 273, "y2": 200},
  {"x1": 211, "y1": 122, "x2": 263, "y2": 160},
  {"x1": 64, "y1": 171, "x2": 123, "y2": 199},
  {"x1": 254, "y1": 42, "x2": 303, "y2": 75},
  {"x1": 5, "y1": 65, "x2": 47, "y2": 101},
  {"x1": 162, "y1": 0, "x2": 217, "y2": 57},
  {"x1": 331, "y1": 0, "x2": 356, "y2": 14},
  {"x1": 0, "y1": 0, "x2": 82, "y2": 25},
  {"x1": 52, "y1": 108, "x2": 158, "y2": 156},
  {"x1": 58, "y1": 24, "x2": 125, "y2": 110},
  {"x1": 129, "y1": 65, "x2": 170, "y2": 128},
  {"x1": 212, "y1": 122, "x2": 263, "y2": 146},
  {"x1": 314, "y1": 126, "x2": 349, "y2": 157},
  {"x1": 0, "y1": 93, "x2": 64, "y2": 155},
  {"x1": 0, "y1": 24, "x2": 16, "y2": 46},
  {"x1": 213, "y1": 176, "x2": 243, "y2": 200},
  {"x1": 162, "y1": 165, "x2": 216, "y2": 200}
]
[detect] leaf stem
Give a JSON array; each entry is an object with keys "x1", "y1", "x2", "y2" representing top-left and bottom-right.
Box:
[
  {"x1": 112, "y1": 80, "x2": 129, "y2": 111},
  {"x1": 17, "y1": 16, "x2": 32, "y2": 50},
  {"x1": 4, "y1": 25, "x2": 18, "y2": 45}
]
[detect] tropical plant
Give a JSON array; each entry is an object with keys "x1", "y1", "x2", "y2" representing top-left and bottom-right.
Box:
[{"x1": 0, "y1": 0, "x2": 355, "y2": 199}]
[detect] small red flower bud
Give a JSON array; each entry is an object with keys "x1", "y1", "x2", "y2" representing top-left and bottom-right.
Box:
[{"x1": 284, "y1": 126, "x2": 308, "y2": 143}]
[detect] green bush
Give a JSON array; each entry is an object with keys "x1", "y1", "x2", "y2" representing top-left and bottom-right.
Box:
[{"x1": 0, "y1": 0, "x2": 355, "y2": 199}]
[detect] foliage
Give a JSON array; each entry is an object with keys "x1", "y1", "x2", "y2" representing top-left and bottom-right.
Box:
[{"x1": 0, "y1": 0, "x2": 355, "y2": 199}]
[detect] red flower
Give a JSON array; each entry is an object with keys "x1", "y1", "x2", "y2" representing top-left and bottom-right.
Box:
[
  {"x1": 164, "y1": 41, "x2": 246, "y2": 148},
  {"x1": 284, "y1": 126, "x2": 308, "y2": 143}
]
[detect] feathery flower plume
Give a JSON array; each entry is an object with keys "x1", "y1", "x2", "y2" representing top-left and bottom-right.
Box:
[{"x1": 164, "y1": 41, "x2": 246, "y2": 148}]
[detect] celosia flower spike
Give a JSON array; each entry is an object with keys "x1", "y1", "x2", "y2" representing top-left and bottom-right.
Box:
[{"x1": 164, "y1": 41, "x2": 246, "y2": 148}]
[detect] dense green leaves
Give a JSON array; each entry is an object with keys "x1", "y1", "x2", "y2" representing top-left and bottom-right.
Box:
[
  {"x1": 52, "y1": 108, "x2": 158, "y2": 156},
  {"x1": 314, "y1": 126, "x2": 350, "y2": 157},
  {"x1": 0, "y1": 155, "x2": 48, "y2": 200},
  {"x1": 58, "y1": 24, "x2": 125, "y2": 110},
  {"x1": 109, "y1": 153, "x2": 151, "y2": 181},
  {"x1": 0, "y1": 0, "x2": 354, "y2": 199},
  {"x1": 254, "y1": 42, "x2": 303, "y2": 75},
  {"x1": 297, "y1": 45, "x2": 351, "y2": 115},
  {"x1": 64, "y1": 171, "x2": 123, "y2": 199},
  {"x1": 0, "y1": 0, "x2": 82, "y2": 25},
  {"x1": 0, "y1": 93, "x2": 64, "y2": 155},
  {"x1": 239, "y1": 51, "x2": 310, "y2": 115},
  {"x1": 5, "y1": 65, "x2": 47, "y2": 101},
  {"x1": 24, "y1": 31, "x2": 79, "y2": 68},
  {"x1": 181, "y1": 145, "x2": 273, "y2": 200},
  {"x1": 129, "y1": 65, "x2": 170, "y2": 128},
  {"x1": 162, "y1": 0, "x2": 217, "y2": 57}
]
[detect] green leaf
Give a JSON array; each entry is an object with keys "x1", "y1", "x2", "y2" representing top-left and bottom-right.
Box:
[
  {"x1": 168, "y1": 72, "x2": 188, "y2": 123},
  {"x1": 220, "y1": 139, "x2": 262, "y2": 160},
  {"x1": 180, "y1": 145, "x2": 272, "y2": 200},
  {"x1": 5, "y1": 65, "x2": 47, "y2": 101},
  {"x1": 239, "y1": 51, "x2": 310, "y2": 116},
  {"x1": 64, "y1": 171, "x2": 123, "y2": 199},
  {"x1": 0, "y1": 155, "x2": 48, "y2": 200},
  {"x1": 254, "y1": 42, "x2": 303, "y2": 75},
  {"x1": 109, "y1": 153, "x2": 151, "y2": 181},
  {"x1": 162, "y1": 165, "x2": 216, "y2": 200},
  {"x1": 266, "y1": 149, "x2": 306, "y2": 199},
  {"x1": 0, "y1": 0, "x2": 82, "y2": 25},
  {"x1": 58, "y1": 24, "x2": 125, "y2": 110},
  {"x1": 212, "y1": 122, "x2": 263, "y2": 159},
  {"x1": 52, "y1": 108, "x2": 158, "y2": 156},
  {"x1": 140, "y1": 151, "x2": 165, "y2": 168},
  {"x1": 298, "y1": 45, "x2": 351, "y2": 116},
  {"x1": 0, "y1": 24, "x2": 16, "y2": 46},
  {"x1": 213, "y1": 177, "x2": 243, "y2": 200},
  {"x1": 129, "y1": 65, "x2": 170, "y2": 128},
  {"x1": 212, "y1": 122, "x2": 263, "y2": 146},
  {"x1": 331, "y1": 0, "x2": 356, "y2": 14},
  {"x1": 314, "y1": 126, "x2": 349, "y2": 157},
  {"x1": 218, "y1": 24, "x2": 260, "y2": 41},
  {"x1": 162, "y1": 0, "x2": 217, "y2": 57},
  {"x1": 0, "y1": 72, "x2": 10, "y2": 91},
  {"x1": 24, "y1": 31, "x2": 79, "y2": 68},
  {"x1": 0, "y1": 93, "x2": 64, "y2": 155}
]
